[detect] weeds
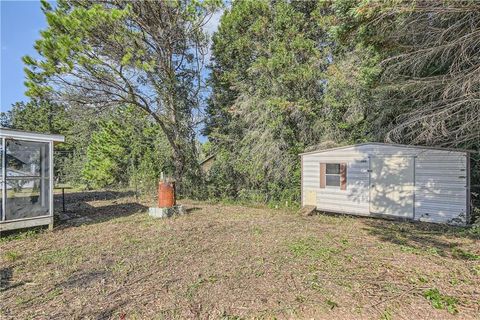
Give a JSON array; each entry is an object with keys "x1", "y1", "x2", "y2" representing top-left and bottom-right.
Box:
[
  {"x1": 187, "y1": 275, "x2": 218, "y2": 298},
  {"x1": 3, "y1": 251, "x2": 21, "y2": 262},
  {"x1": 0, "y1": 229, "x2": 41, "y2": 243},
  {"x1": 221, "y1": 314, "x2": 243, "y2": 320},
  {"x1": 325, "y1": 299, "x2": 338, "y2": 310},
  {"x1": 251, "y1": 226, "x2": 263, "y2": 235},
  {"x1": 449, "y1": 225, "x2": 480, "y2": 240},
  {"x1": 399, "y1": 245, "x2": 420, "y2": 254},
  {"x1": 451, "y1": 248, "x2": 480, "y2": 260},
  {"x1": 425, "y1": 247, "x2": 443, "y2": 256},
  {"x1": 423, "y1": 288, "x2": 458, "y2": 314},
  {"x1": 38, "y1": 247, "x2": 83, "y2": 267},
  {"x1": 44, "y1": 288, "x2": 63, "y2": 301},
  {"x1": 309, "y1": 273, "x2": 331, "y2": 294},
  {"x1": 418, "y1": 276, "x2": 429, "y2": 284},
  {"x1": 381, "y1": 308, "x2": 393, "y2": 320},
  {"x1": 472, "y1": 265, "x2": 480, "y2": 276},
  {"x1": 288, "y1": 237, "x2": 339, "y2": 261},
  {"x1": 15, "y1": 296, "x2": 34, "y2": 306}
]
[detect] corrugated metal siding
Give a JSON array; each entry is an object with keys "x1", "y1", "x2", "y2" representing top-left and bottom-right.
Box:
[
  {"x1": 414, "y1": 153, "x2": 467, "y2": 224},
  {"x1": 302, "y1": 154, "x2": 370, "y2": 216},
  {"x1": 301, "y1": 144, "x2": 468, "y2": 225}
]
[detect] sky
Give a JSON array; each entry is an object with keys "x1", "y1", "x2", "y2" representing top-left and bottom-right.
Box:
[
  {"x1": 0, "y1": 1, "x2": 222, "y2": 115},
  {"x1": 1, "y1": 0, "x2": 47, "y2": 113}
]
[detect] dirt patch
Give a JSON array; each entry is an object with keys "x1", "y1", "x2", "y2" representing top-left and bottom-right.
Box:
[{"x1": 1, "y1": 191, "x2": 479, "y2": 319}]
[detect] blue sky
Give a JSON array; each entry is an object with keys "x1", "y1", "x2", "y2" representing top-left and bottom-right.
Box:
[
  {"x1": 0, "y1": 1, "x2": 222, "y2": 116},
  {"x1": 1, "y1": 0, "x2": 47, "y2": 112}
]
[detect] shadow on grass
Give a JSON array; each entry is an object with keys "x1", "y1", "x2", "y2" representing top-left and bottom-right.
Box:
[
  {"x1": 54, "y1": 189, "x2": 136, "y2": 205},
  {"x1": 186, "y1": 207, "x2": 202, "y2": 213},
  {"x1": 53, "y1": 190, "x2": 147, "y2": 228},
  {"x1": 79, "y1": 300, "x2": 128, "y2": 319},
  {"x1": 57, "y1": 270, "x2": 111, "y2": 289},
  {"x1": 2, "y1": 190, "x2": 202, "y2": 237},
  {"x1": 0, "y1": 266, "x2": 25, "y2": 292},
  {"x1": 363, "y1": 218, "x2": 479, "y2": 259}
]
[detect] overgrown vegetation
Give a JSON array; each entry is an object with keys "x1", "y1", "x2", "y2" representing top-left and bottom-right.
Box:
[
  {"x1": 204, "y1": 0, "x2": 480, "y2": 204},
  {"x1": 0, "y1": 0, "x2": 479, "y2": 209},
  {"x1": 82, "y1": 106, "x2": 173, "y2": 192}
]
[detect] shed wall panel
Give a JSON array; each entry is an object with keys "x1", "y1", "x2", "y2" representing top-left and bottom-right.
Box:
[
  {"x1": 302, "y1": 148, "x2": 370, "y2": 216},
  {"x1": 414, "y1": 153, "x2": 467, "y2": 224},
  {"x1": 301, "y1": 144, "x2": 468, "y2": 225}
]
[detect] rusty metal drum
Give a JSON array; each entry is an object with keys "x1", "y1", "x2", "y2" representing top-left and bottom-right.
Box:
[{"x1": 158, "y1": 182, "x2": 176, "y2": 208}]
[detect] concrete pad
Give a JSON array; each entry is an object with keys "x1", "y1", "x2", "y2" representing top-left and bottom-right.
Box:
[{"x1": 148, "y1": 205, "x2": 186, "y2": 219}]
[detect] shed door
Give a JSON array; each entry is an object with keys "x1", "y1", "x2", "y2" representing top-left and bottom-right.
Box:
[{"x1": 370, "y1": 156, "x2": 414, "y2": 219}]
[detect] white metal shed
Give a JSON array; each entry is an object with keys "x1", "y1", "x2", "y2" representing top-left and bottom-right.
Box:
[
  {"x1": 300, "y1": 143, "x2": 472, "y2": 225},
  {"x1": 0, "y1": 128, "x2": 64, "y2": 231}
]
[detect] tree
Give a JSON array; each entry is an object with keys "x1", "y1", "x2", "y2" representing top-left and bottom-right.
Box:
[
  {"x1": 1, "y1": 101, "x2": 72, "y2": 137},
  {"x1": 328, "y1": 0, "x2": 480, "y2": 148},
  {"x1": 82, "y1": 106, "x2": 172, "y2": 191},
  {"x1": 204, "y1": 0, "x2": 270, "y2": 143},
  {"x1": 0, "y1": 101, "x2": 75, "y2": 179},
  {"x1": 382, "y1": 1, "x2": 480, "y2": 148},
  {"x1": 205, "y1": 0, "x2": 330, "y2": 202},
  {"x1": 24, "y1": 0, "x2": 221, "y2": 189}
]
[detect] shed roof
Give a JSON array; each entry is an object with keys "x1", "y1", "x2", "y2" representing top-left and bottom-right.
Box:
[
  {"x1": 299, "y1": 142, "x2": 474, "y2": 156},
  {"x1": 0, "y1": 128, "x2": 65, "y2": 142}
]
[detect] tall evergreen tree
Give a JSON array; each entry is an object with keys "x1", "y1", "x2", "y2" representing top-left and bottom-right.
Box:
[
  {"x1": 23, "y1": 0, "x2": 221, "y2": 189},
  {"x1": 1, "y1": 101, "x2": 72, "y2": 137},
  {"x1": 327, "y1": 0, "x2": 480, "y2": 148},
  {"x1": 82, "y1": 106, "x2": 172, "y2": 191},
  {"x1": 205, "y1": 0, "x2": 330, "y2": 202}
]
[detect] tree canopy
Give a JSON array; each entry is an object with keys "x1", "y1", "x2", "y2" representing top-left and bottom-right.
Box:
[
  {"x1": 3, "y1": 0, "x2": 477, "y2": 204},
  {"x1": 23, "y1": 0, "x2": 221, "y2": 185}
]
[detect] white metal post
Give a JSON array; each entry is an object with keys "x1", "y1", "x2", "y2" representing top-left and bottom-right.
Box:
[
  {"x1": 41, "y1": 143, "x2": 47, "y2": 207},
  {"x1": 1, "y1": 138, "x2": 6, "y2": 221},
  {"x1": 412, "y1": 156, "x2": 416, "y2": 221},
  {"x1": 49, "y1": 141, "x2": 54, "y2": 227}
]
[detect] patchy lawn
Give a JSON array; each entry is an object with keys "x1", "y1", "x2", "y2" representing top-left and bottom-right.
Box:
[{"x1": 1, "y1": 191, "x2": 479, "y2": 319}]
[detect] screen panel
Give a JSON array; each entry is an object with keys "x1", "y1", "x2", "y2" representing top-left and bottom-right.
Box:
[{"x1": 5, "y1": 140, "x2": 50, "y2": 220}]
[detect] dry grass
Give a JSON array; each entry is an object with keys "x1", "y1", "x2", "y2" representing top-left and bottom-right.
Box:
[{"x1": 1, "y1": 191, "x2": 479, "y2": 319}]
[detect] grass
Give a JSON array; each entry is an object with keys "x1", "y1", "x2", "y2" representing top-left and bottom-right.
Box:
[
  {"x1": 289, "y1": 237, "x2": 337, "y2": 256},
  {"x1": 0, "y1": 190, "x2": 479, "y2": 319},
  {"x1": 451, "y1": 247, "x2": 480, "y2": 260},
  {"x1": 423, "y1": 288, "x2": 459, "y2": 315},
  {"x1": 325, "y1": 299, "x2": 339, "y2": 310},
  {"x1": 0, "y1": 229, "x2": 41, "y2": 244},
  {"x1": 3, "y1": 251, "x2": 22, "y2": 262}
]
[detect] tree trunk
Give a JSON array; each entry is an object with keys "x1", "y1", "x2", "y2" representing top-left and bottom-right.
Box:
[{"x1": 172, "y1": 147, "x2": 185, "y2": 189}]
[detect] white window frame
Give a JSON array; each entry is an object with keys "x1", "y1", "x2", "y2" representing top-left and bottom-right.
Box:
[{"x1": 325, "y1": 163, "x2": 341, "y2": 188}]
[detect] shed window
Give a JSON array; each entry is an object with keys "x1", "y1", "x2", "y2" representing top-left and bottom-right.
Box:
[
  {"x1": 326, "y1": 164, "x2": 341, "y2": 187},
  {"x1": 320, "y1": 162, "x2": 347, "y2": 190}
]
